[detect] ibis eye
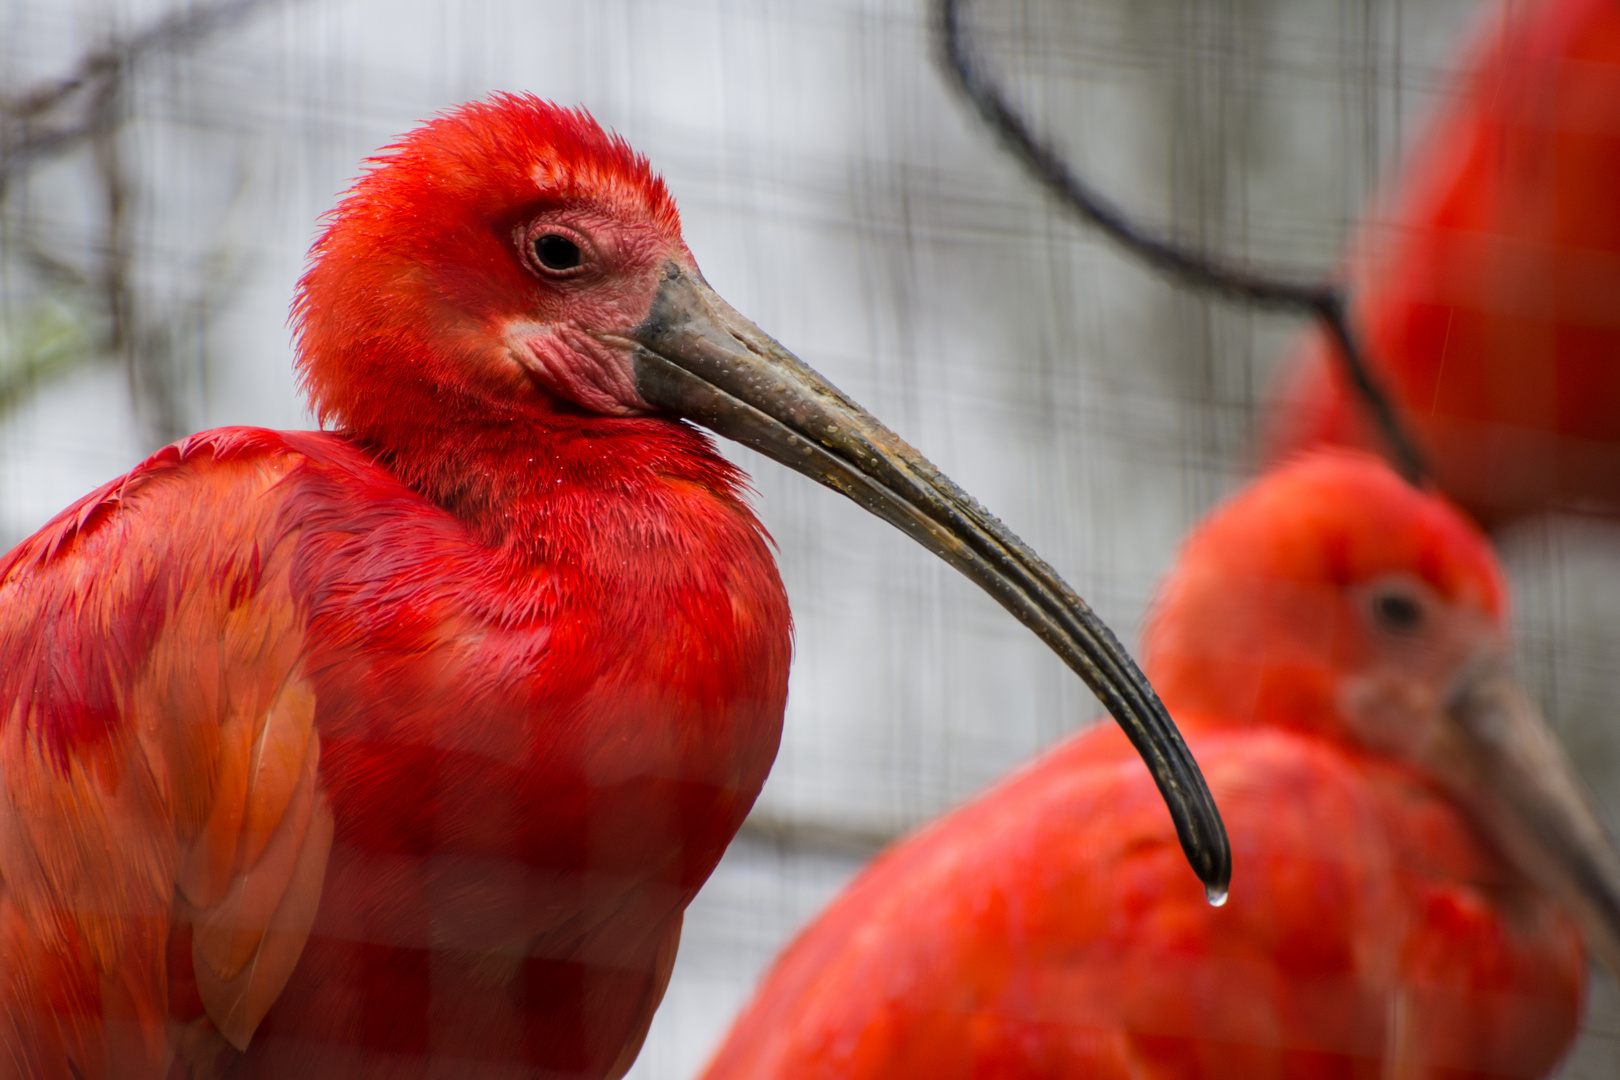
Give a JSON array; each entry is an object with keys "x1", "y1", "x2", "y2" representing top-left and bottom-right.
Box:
[
  {"x1": 534, "y1": 234, "x2": 582, "y2": 272},
  {"x1": 1372, "y1": 592, "x2": 1424, "y2": 634}
]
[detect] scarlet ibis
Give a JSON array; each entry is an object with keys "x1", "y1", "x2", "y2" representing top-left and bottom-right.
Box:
[
  {"x1": 0, "y1": 96, "x2": 1228, "y2": 1078},
  {"x1": 700, "y1": 451, "x2": 1620, "y2": 1080},
  {"x1": 1264, "y1": 0, "x2": 1620, "y2": 527}
]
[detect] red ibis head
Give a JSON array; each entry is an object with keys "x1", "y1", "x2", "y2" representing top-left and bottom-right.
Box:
[
  {"x1": 290, "y1": 94, "x2": 1229, "y2": 892},
  {"x1": 1145, "y1": 450, "x2": 1620, "y2": 969}
]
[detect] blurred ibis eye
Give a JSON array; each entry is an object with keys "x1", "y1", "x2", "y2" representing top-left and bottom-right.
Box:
[
  {"x1": 1372, "y1": 591, "x2": 1424, "y2": 634},
  {"x1": 534, "y1": 234, "x2": 582, "y2": 272}
]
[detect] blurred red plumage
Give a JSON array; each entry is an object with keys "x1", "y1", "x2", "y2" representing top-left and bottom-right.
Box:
[
  {"x1": 701, "y1": 452, "x2": 1620, "y2": 1080},
  {"x1": 1265, "y1": 0, "x2": 1620, "y2": 526}
]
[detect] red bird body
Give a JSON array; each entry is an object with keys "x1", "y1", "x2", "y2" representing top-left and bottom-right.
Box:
[
  {"x1": 0, "y1": 96, "x2": 1227, "y2": 1078},
  {"x1": 704, "y1": 727, "x2": 1579, "y2": 1079},
  {"x1": 1, "y1": 421, "x2": 786, "y2": 1077},
  {"x1": 702, "y1": 453, "x2": 1620, "y2": 1079},
  {"x1": 1265, "y1": 0, "x2": 1620, "y2": 526}
]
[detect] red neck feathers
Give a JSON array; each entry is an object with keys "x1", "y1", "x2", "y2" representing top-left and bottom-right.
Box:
[{"x1": 290, "y1": 96, "x2": 705, "y2": 552}]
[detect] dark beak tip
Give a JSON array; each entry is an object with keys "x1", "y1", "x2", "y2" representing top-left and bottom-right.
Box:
[{"x1": 1181, "y1": 799, "x2": 1233, "y2": 896}]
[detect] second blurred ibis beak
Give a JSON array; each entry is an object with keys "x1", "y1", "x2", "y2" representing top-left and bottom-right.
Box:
[{"x1": 1441, "y1": 658, "x2": 1620, "y2": 972}]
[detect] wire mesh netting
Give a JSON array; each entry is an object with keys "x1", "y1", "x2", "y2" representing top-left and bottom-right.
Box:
[{"x1": 2, "y1": 0, "x2": 1618, "y2": 1076}]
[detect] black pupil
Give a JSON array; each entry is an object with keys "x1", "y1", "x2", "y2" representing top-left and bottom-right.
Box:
[
  {"x1": 535, "y1": 234, "x2": 581, "y2": 271},
  {"x1": 1373, "y1": 593, "x2": 1423, "y2": 631}
]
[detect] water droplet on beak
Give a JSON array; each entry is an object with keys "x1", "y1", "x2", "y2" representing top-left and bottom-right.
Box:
[{"x1": 1205, "y1": 883, "x2": 1228, "y2": 908}]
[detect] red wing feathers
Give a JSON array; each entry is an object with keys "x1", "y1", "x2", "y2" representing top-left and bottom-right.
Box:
[{"x1": 0, "y1": 429, "x2": 351, "y2": 1077}]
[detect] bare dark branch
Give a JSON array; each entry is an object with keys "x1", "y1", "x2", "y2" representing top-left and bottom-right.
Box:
[
  {"x1": 17, "y1": 236, "x2": 92, "y2": 292},
  {"x1": 738, "y1": 812, "x2": 897, "y2": 858},
  {"x1": 0, "y1": 0, "x2": 280, "y2": 187},
  {"x1": 934, "y1": 0, "x2": 1427, "y2": 485},
  {"x1": 0, "y1": 0, "x2": 280, "y2": 439}
]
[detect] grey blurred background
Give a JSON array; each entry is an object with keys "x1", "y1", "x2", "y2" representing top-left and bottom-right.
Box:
[{"x1": 3, "y1": 0, "x2": 1617, "y2": 1075}]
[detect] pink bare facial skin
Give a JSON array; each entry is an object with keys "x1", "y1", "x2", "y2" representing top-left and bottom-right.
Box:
[{"x1": 502, "y1": 206, "x2": 689, "y2": 416}]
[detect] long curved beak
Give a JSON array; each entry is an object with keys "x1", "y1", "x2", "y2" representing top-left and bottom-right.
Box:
[
  {"x1": 614, "y1": 261, "x2": 1231, "y2": 895},
  {"x1": 1441, "y1": 658, "x2": 1620, "y2": 973}
]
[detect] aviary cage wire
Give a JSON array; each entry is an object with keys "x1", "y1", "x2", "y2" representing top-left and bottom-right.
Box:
[{"x1": 1, "y1": 0, "x2": 1615, "y2": 1076}]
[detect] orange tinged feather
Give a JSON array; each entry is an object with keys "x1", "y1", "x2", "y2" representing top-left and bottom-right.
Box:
[
  {"x1": 192, "y1": 783, "x2": 333, "y2": 1051},
  {"x1": 191, "y1": 728, "x2": 321, "y2": 984}
]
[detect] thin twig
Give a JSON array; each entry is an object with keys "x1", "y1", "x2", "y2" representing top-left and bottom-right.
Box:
[
  {"x1": 0, "y1": 0, "x2": 283, "y2": 439},
  {"x1": 0, "y1": 0, "x2": 279, "y2": 188},
  {"x1": 738, "y1": 812, "x2": 898, "y2": 858},
  {"x1": 935, "y1": 0, "x2": 1427, "y2": 484}
]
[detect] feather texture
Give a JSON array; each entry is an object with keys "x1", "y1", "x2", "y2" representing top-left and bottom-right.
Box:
[{"x1": 1, "y1": 416, "x2": 790, "y2": 1077}]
